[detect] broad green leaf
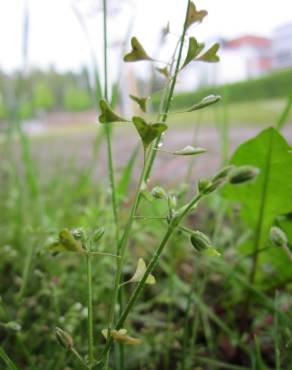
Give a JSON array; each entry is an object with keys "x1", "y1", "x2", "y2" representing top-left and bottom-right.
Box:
[
  {"x1": 124, "y1": 37, "x2": 152, "y2": 62},
  {"x1": 129, "y1": 258, "x2": 156, "y2": 285},
  {"x1": 181, "y1": 37, "x2": 205, "y2": 69},
  {"x1": 129, "y1": 94, "x2": 149, "y2": 113},
  {"x1": 187, "y1": 95, "x2": 221, "y2": 112},
  {"x1": 197, "y1": 43, "x2": 220, "y2": 63},
  {"x1": 186, "y1": 2, "x2": 208, "y2": 29},
  {"x1": 102, "y1": 329, "x2": 141, "y2": 345},
  {"x1": 98, "y1": 99, "x2": 128, "y2": 124},
  {"x1": 223, "y1": 127, "x2": 292, "y2": 283},
  {"x1": 172, "y1": 145, "x2": 206, "y2": 156},
  {"x1": 156, "y1": 66, "x2": 169, "y2": 78},
  {"x1": 132, "y1": 116, "x2": 167, "y2": 151}
]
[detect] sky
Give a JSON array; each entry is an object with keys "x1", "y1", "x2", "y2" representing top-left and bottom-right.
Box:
[{"x1": 1, "y1": 0, "x2": 292, "y2": 72}]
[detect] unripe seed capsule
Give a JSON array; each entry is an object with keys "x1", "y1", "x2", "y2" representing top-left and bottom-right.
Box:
[
  {"x1": 229, "y1": 165, "x2": 259, "y2": 184},
  {"x1": 151, "y1": 186, "x2": 167, "y2": 199},
  {"x1": 55, "y1": 327, "x2": 73, "y2": 350},
  {"x1": 190, "y1": 231, "x2": 211, "y2": 252},
  {"x1": 92, "y1": 227, "x2": 105, "y2": 242},
  {"x1": 270, "y1": 226, "x2": 288, "y2": 248}
]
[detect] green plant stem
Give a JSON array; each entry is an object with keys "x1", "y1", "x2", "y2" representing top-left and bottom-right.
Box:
[
  {"x1": 86, "y1": 254, "x2": 94, "y2": 368},
  {"x1": 274, "y1": 291, "x2": 281, "y2": 370},
  {"x1": 100, "y1": 192, "x2": 203, "y2": 360},
  {"x1": 282, "y1": 243, "x2": 292, "y2": 262},
  {"x1": 180, "y1": 271, "x2": 197, "y2": 370},
  {"x1": 144, "y1": 0, "x2": 191, "y2": 181},
  {"x1": 103, "y1": 156, "x2": 148, "y2": 369},
  {"x1": 71, "y1": 347, "x2": 89, "y2": 370},
  {"x1": 102, "y1": 0, "x2": 118, "y2": 237}
]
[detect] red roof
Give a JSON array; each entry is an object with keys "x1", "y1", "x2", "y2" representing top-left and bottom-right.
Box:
[{"x1": 227, "y1": 36, "x2": 272, "y2": 49}]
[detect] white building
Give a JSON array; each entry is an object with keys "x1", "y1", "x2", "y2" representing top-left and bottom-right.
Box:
[
  {"x1": 178, "y1": 35, "x2": 273, "y2": 91},
  {"x1": 273, "y1": 22, "x2": 292, "y2": 69}
]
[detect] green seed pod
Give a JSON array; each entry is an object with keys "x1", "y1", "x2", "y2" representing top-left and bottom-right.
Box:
[
  {"x1": 59, "y1": 229, "x2": 83, "y2": 252},
  {"x1": 55, "y1": 327, "x2": 73, "y2": 350},
  {"x1": 151, "y1": 186, "x2": 167, "y2": 199},
  {"x1": 229, "y1": 165, "x2": 259, "y2": 185},
  {"x1": 92, "y1": 227, "x2": 105, "y2": 243},
  {"x1": 190, "y1": 231, "x2": 212, "y2": 252},
  {"x1": 270, "y1": 226, "x2": 288, "y2": 248}
]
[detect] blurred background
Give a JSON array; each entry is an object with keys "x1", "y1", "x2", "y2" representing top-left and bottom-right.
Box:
[
  {"x1": 1, "y1": 2, "x2": 292, "y2": 368},
  {"x1": 1, "y1": 0, "x2": 292, "y2": 178}
]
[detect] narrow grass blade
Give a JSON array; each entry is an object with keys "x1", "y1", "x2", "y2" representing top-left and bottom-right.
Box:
[
  {"x1": 116, "y1": 144, "x2": 140, "y2": 203},
  {"x1": 197, "y1": 356, "x2": 250, "y2": 370},
  {"x1": 0, "y1": 347, "x2": 19, "y2": 370},
  {"x1": 276, "y1": 92, "x2": 292, "y2": 130}
]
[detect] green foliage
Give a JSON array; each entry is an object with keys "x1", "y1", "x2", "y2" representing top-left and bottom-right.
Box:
[
  {"x1": 186, "y1": 2, "x2": 208, "y2": 29},
  {"x1": 181, "y1": 37, "x2": 205, "y2": 70},
  {"x1": 99, "y1": 99, "x2": 128, "y2": 123},
  {"x1": 129, "y1": 94, "x2": 149, "y2": 113},
  {"x1": 33, "y1": 81, "x2": 55, "y2": 111},
  {"x1": 197, "y1": 43, "x2": 220, "y2": 63},
  {"x1": 223, "y1": 127, "x2": 292, "y2": 284},
  {"x1": 154, "y1": 69, "x2": 292, "y2": 111},
  {"x1": 124, "y1": 37, "x2": 153, "y2": 63},
  {"x1": 64, "y1": 87, "x2": 92, "y2": 112},
  {"x1": 132, "y1": 116, "x2": 167, "y2": 151},
  {"x1": 18, "y1": 100, "x2": 33, "y2": 120},
  {"x1": 1, "y1": 1, "x2": 292, "y2": 369},
  {"x1": 186, "y1": 94, "x2": 221, "y2": 111}
]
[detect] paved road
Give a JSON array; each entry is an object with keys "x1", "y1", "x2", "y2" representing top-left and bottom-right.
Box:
[{"x1": 6, "y1": 124, "x2": 292, "y2": 185}]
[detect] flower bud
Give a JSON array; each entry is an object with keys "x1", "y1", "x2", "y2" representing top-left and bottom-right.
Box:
[
  {"x1": 92, "y1": 227, "x2": 105, "y2": 242},
  {"x1": 72, "y1": 227, "x2": 86, "y2": 243},
  {"x1": 190, "y1": 231, "x2": 212, "y2": 252},
  {"x1": 151, "y1": 186, "x2": 167, "y2": 199},
  {"x1": 168, "y1": 194, "x2": 177, "y2": 209},
  {"x1": 197, "y1": 178, "x2": 211, "y2": 194},
  {"x1": 270, "y1": 226, "x2": 288, "y2": 248},
  {"x1": 229, "y1": 165, "x2": 259, "y2": 185},
  {"x1": 55, "y1": 327, "x2": 73, "y2": 350}
]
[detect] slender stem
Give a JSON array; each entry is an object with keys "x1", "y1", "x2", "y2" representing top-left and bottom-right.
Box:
[
  {"x1": 144, "y1": 0, "x2": 191, "y2": 181},
  {"x1": 100, "y1": 193, "x2": 203, "y2": 360},
  {"x1": 86, "y1": 254, "x2": 94, "y2": 368},
  {"x1": 101, "y1": 0, "x2": 119, "y2": 241},
  {"x1": 71, "y1": 347, "x2": 89, "y2": 370},
  {"x1": 282, "y1": 243, "x2": 292, "y2": 262},
  {"x1": 104, "y1": 155, "x2": 149, "y2": 368},
  {"x1": 274, "y1": 291, "x2": 281, "y2": 370}
]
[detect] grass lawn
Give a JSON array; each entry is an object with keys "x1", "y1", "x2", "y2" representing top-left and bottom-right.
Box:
[{"x1": 167, "y1": 98, "x2": 292, "y2": 127}]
